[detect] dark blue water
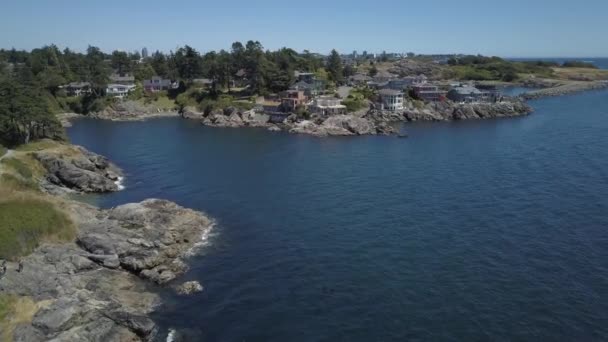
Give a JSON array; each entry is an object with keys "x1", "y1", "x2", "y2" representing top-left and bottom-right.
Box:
[
  {"x1": 68, "y1": 90, "x2": 608, "y2": 341},
  {"x1": 508, "y1": 57, "x2": 608, "y2": 69}
]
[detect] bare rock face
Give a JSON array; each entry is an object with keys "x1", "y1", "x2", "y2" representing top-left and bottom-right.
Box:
[
  {"x1": 0, "y1": 199, "x2": 214, "y2": 342},
  {"x1": 35, "y1": 146, "x2": 122, "y2": 193},
  {"x1": 399, "y1": 99, "x2": 532, "y2": 122}
]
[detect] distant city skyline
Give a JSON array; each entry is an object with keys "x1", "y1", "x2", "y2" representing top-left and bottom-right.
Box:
[{"x1": 1, "y1": 0, "x2": 607, "y2": 58}]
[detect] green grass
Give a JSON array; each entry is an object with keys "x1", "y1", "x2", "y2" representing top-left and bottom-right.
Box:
[
  {"x1": 0, "y1": 294, "x2": 12, "y2": 322},
  {"x1": 1, "y1": 158, "x2": 33, "y2": 180},
  {"x1": 0, "y1": 196, "x2": 75, "y2": 260},
  {"x1": 0, "y1": 145, "x2": 6, "y2": 157},
  {"x1": 15, "y1": 139, "x2": 63, "y2": 152},
  {"x1": 0, "y1": 174, "x2": 40, "y2": 192}
]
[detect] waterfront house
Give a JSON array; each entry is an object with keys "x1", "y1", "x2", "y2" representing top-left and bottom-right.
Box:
[
  {"x1": 447, "y1": 85, "x2": 493, "y2": 103},
  {"x1": 378, "y1": 89, "x2": 404, "y2": 111},
  {"x1": 413, "y1": 84, "x2": 446, "y2": 102},
  {"x1": 280, "y1": 90, "x2": 308, "y2": 112},
  {"x1": 109, "y1": 73, "x2": 135, "y2": 86},
  {"x1": 143, "y1": 76, "x2": 179, "y2": 92},
  {"x1": 64, "y1": 82, "x2": 91, "y2": 96},
  {"x1": 290, "y1": 80, "x2": 325, "y2": 98},
  {"x1": 106, "y1": 83, "x2": 136, "y2": 98},
  {"x1": 310, "y1": 96, "x2": 347, "y2": 116}
]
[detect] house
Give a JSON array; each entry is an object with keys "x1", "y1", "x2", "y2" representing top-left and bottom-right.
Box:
[
  {"x1": 310, "y1": 96, "x2": 347, "y2": 116},
  {"x1": 64, "y1": 82, "x2": 91, "y2": 96},
  {"x1": 378, "y1": 89, "x2": 404, "y2": 111},
  {"x1": 412, "y1": 84, "x2": 446, "y2": 102},
  {"x1": 294, "y1": 71, "x2": 315, "y2": 83},
  {"x1": 290, "y1": 80, "x2": 325, "y2": 98},
  {"x1": 143, "y1": 76, "x2": 179, "y2": 92},
  {"x1": 373, "y1": 70, "x2": 397, "y2": 83},
  {"x1": 349, "y1": 73, "x2": 372, "y2": 86},
  {"x1": 280, "y1": 90, "x2": 308, "y2": 112},
  {"x1": 447, "y1": 85, "x2": 493, "y2": 103},
  {"x1": 109, "y1": 73, "x2": 135, "y2": 86},
  {"x1": 106, "y1": 84, "x2": 135, "y2": 98}
]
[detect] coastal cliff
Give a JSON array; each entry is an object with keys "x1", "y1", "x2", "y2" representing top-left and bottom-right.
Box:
[{"x1": 0, "y1": 142, "x2": 213, "y2": 341}]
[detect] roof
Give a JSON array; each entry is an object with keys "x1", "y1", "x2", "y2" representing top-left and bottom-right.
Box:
[
  {"x1": 193, "y1": 78, "x2": 213, "y2": 84},
  {"x1": 290, "y1": 81, "x2": 313, "y2": 89},
  {"x1": 109, "y1": 74, "x2": 135, "y2": 82},
  {"x1": 350, "y1": 74, "x2": 372, "y2": 81},
  {"x1": 67, "y1": 82, "x2": 90, "y2": 88},
  {"x1": 451, "y1": 86, "x2": 483, "y2": 95},
  {"x1": 374, "y1": 70, "x2": 397, "y2": 78},
  {"x1": 379, "y1": 89, "x2": 403, "y2": 96},
  {"x1": 235, "y1": 69, "x2": 247, "y2": 77}
]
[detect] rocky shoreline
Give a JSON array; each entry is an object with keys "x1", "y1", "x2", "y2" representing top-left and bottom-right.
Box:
[
  {"x1": 0, "y1": 145, "x2": 213, "y2": 341},
  {"x1": 520, "y1": 80, "x2": 608, "y2": 100},
  {"x1": 178, "y1": 98, "x2": 532, "y2": 137}
]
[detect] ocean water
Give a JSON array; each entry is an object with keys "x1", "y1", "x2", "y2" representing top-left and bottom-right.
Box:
[{"x1": 68, "y1": 89, "x2": 608, "y2": 341}]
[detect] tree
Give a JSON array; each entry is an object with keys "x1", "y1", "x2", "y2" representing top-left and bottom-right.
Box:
[
  {"x1": 0, "y1": 72, "x2": 63, "y2": 145},
  {"x1": 111, "y1": 51, "x2": 131, "y2": 74},
  {"x1": 174, "y1": 45, "x2": 203, "y2": 83},
  {"x1": 86, "y1": 46, "x2": 110, "y2": 95},
  {"x1": 368, "y1": 66, "x2": 378, "y2": 77},
  {"x1": 150, "y1": 51, "x2": 169, "y2": 78},
  {"x1": 343, "y1": 64, "x2": 355, "y2": 78},
  {"x1": 327, "y1": 49, "x2": 343, "y2": 84}
]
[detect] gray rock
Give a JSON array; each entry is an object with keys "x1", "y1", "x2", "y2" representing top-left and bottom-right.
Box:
[
  {"x1": 12, "y1": 324, "x2": 45, "y2": 342},
  {"x1": 175, "y1": 281, "x2": 204, "y2": 295},
  {"x1": 104, "y1": 310, "x2": 157, "y2": 339},
  {"x1": 35, "y1": 146, "x2": 122, "y2": 193},
  {"x1": 32, "y1": 299, "x2": 83, "y2": 334}
]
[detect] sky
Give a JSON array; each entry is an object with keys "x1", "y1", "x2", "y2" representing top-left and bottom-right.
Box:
[{"x1": 1, "y1": 0, "x2": 607, "y2": 57}]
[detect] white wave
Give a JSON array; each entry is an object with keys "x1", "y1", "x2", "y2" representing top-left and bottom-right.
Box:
[
  {"x1": 166, "y1": 329, "x2": 176, "y2": 342},
  {"x1": 185, "y1": 221, "x2": 216, "y2": 257},
  {"x1": 114, "y1": 176, "x2": 125, "y2": 190}
]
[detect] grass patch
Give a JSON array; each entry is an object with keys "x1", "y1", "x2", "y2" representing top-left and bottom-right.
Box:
[
  {"x1": 0, "y1": 174, "x2": 39, "y2": 192},
  {"x1": 1, "y1": 158, "x2": 33, "y2": 179},
  {"x1": 0, "y1": 145, "x2": 6, "y2": 156},
  {"x1": 0, "y1": 294, "x2": 52, "y2": 342},
  {"x1": 15, "y1": 139, "x2": 63, "y2": 152},
  {"x1": 0, "y1": 194, "x2": 75, "y2": 260}
]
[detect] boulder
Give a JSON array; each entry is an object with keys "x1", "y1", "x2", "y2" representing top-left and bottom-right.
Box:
[{"x1": 175, "y1": 281, "x2": 204, "y2": 295}]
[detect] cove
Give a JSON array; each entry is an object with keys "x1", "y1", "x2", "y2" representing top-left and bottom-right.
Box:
[{"x1": 67, "y1": 89, "x2": 608, "y2": 341}]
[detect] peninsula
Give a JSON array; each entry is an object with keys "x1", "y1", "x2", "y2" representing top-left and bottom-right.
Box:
[{"x1": 3, "y1": 45, "x2": 607, "y2": 139}]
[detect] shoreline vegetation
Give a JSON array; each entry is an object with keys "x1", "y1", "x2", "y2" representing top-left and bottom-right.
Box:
[{"x1": 1, "y1": 43, "x2": 607, "y2": 340}]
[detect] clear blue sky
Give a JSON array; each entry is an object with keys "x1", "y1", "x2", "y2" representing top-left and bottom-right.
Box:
[{"x1": 1, "y1": 0, "x2": 607, "y2": 57}]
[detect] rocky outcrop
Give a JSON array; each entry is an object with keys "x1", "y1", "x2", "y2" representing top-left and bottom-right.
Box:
[
  {"x1": 520, "y1": 81, "x2": 608, "y2": 100},
  {"x1": 287, "y1": 115, "x2": 394, "y2": 137},
  {"x1": 199, "y1": 108, "x2": 272, "y2": 129},
  {"x1": 92, "y1": 100, "x2": 178, "y2": 121},
  {"x1": 35, "y1": 146, "x2": 122, "y2": 193},
  {"x1": 365, "y1": 98, "x2": 532, "y2": 123},
  {"x1": 0, "y1": 199, "x2": 214, "y2": 342}
]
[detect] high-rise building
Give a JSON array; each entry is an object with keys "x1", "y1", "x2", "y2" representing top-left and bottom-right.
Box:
[{"x1": 141, "y1": 47, "x2": 149, "y2": 59}]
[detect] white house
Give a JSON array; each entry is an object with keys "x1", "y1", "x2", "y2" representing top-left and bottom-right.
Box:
[
  {"x1": 310, "y1": 97, "x2": 347, "y2": 116},
  {"x1": 379, "y1": 89, "x2": 404, "y2": 111},
  {"x1": 106, "y1": 84, "x2": 136, "y2": 98}
]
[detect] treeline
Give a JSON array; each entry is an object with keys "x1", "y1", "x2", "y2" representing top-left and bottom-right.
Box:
[
  {"x1": 447, "y1": 55, "x2": 556, "y2": 81},
  {"x1": 0, "y1": 42, "x2": 352, "y2": 145}
]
